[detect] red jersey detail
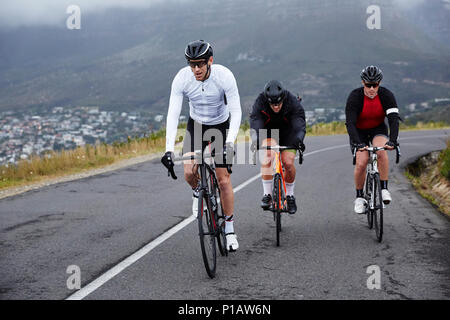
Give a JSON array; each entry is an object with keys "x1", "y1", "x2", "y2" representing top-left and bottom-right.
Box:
[{"x1": 356, "y1": 95, "x2": 385, "y2": 129}]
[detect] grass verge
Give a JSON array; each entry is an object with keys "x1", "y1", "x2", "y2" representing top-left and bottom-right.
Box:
[{"x1": 405, "y1": 139, "x2": 450, "y2": 217}]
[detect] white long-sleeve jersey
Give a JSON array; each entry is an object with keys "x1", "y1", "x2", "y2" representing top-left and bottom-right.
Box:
[{"x1": 165, "y1": 64, "x2": 242, "y2": 152}]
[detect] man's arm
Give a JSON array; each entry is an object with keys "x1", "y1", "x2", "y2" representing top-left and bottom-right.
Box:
[
  {"x1": 345, "y1": 90, "x2": 362, "y2": 146},
  {"x1": 249, "y1": 94, "x2": 265, "y2": 148},
  {"x1": 165, "y1": 70, "x2": 185, "y2": 152},
  {"x1": 222, "y1": 68, "x2": 242, "y2": 145},
  {"x1": 384, "y1": 90, "x2": 400, "y2": 144},
  {"x1": 291, "y1": 100, "x2": 306, "y2": 146}
]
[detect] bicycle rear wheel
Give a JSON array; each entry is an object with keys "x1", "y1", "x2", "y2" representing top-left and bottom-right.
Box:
[
  {"x1": 372, "y1": 173, "x2": 383, "y2": 242},
  {"x1": 365, "y1": 172, "x2": 374, "y2": 229},
  {"x1": 273, "y1": 174, "x2": 282, "y2": 247},
  {"x1": 197, "y1": 189, "x2": 217, "y2": 278}
]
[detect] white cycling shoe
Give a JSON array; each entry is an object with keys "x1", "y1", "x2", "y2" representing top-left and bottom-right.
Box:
[
  {"x1": 354, "y1": 197, "x2": 367, "y2": 214},
  {"x1": 192, "y1": 195, "x2": 198, "y2": 217},
  {"x1": 382, "y1": 189, "x2": 392, "y2": 205},
  {"x1": 226, "y1": 233, "x2": 239, "y2": 252}
]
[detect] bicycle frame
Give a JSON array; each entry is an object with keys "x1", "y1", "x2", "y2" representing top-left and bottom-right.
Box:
[
  {"x1": 272, "y1": 150, "x2": 287, "y2": 212},
  {"x1": 366, "y1": 148, "x2": 380, "y2": 210}
]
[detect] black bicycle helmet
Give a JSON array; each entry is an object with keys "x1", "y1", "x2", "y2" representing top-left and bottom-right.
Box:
[
  {"x1": 360, "y1": 65, "x2": 383, "y2": 82},
  {"x1": 264, "y1": 80, "x2": 286, "y2": 104},
  {"x1": 185, "y1": 40, "x2": 213, "y2": 61}
]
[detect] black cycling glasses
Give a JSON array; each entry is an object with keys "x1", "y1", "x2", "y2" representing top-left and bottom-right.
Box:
[
  {"x1": 364, "y1": 82, "x2": 380, "y2": 88},
  {"x1": 188, "y1": 60, "x2": 207, "y2": 68}
]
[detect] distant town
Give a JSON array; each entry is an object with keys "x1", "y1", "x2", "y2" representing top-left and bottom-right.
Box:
[
  {"x1": 0, "y1": 106, "x2": 179, "y2": 165},
  {"x1": 0, "y1": 98, "x2": 448, "y2": 165}
]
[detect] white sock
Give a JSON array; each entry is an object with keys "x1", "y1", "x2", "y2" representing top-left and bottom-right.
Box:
[
  {"x1": 262, "y1": 179, "x2": 273, "y2": 195},
  {"x1": 286, "y1": 181, "x2": 295, "y2": 196},
  {"x1": 225, "y1": 215, "x2": 234, "y2": 234}
]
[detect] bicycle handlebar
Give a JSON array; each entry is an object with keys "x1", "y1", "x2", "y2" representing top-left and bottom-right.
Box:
[
  {"x1": 252, "y1": 145, "x2": 304, "y2": 165},
  {"x1": 166, "y1": 150, "x2": 232, "y2": 179},
  {"x1": 352, "y1": 145, "x2": 401, "y2": 165}
]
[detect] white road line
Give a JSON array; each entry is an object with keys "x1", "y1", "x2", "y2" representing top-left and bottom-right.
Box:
[
  {"x1": 66, "y1": 215, "x2": 196, "y2": 300},
  {"x1": 66, "y1": 133, "x2": 448, "y2": 300}
]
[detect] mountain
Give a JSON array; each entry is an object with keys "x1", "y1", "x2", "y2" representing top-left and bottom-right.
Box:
[{"x1": 1, "y1": 0, "x2": 449, "y2": 120}]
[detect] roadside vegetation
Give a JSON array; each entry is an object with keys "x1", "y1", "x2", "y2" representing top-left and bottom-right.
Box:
[
  {"x1": 405, "y1": 139, "x2": 450, "y2": 217},
  {"x1": 1, "y1": 120, "x2": 448, "y2": 191}
]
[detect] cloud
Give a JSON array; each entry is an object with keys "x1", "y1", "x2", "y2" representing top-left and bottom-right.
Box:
[
  {"x1": 392, "y1": 0, "x2": 426, "y2": 8},
  {"x1": 0, "y1": 0, "x2": 168, "y2": 28}
]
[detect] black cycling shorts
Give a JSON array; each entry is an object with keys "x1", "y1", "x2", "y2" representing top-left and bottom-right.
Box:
[
  {"x1": 182, "y1": 117, "x2": 230, "y2": 168},
  {"x1": 349, "y1": 122, "x2": 388, "y2": 151},
  {"x1": 257, "y1": 128, "x2": 297, "y2": 149}
]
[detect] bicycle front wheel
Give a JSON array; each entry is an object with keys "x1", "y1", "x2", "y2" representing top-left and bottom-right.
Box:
[
  {"x1": 365, "y1": 172, "x2": 374, "y2": 229},
  {"x1": 372, "y1": 173, "x2": 383, "y2": 242},
  {"x1": 198, "y1": 189, "x2": 217, "y2": 278}
]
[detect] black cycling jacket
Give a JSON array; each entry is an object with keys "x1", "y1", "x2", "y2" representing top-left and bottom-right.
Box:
[
  {"x1": 249, "y1": 91, "x2": 306, "y2": 147},
  {"x1": 345, "y1": 86, "x2": 400, "y2": 145}
]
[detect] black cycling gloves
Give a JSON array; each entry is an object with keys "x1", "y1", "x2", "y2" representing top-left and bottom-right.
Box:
[
  {"x1": 161, "y1": 151, "x2": 177, "y2": 179},
  {"x1": 385, "y1": 141, "x2": 398, "y2": 148}
]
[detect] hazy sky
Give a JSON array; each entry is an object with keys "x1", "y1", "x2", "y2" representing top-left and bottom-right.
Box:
[
  {"x1": 0, "y1": 0, "x2": 436, "y2": 28},
  {"x1": 0, "y1": 0, "x2": 169, "y2": 28}
]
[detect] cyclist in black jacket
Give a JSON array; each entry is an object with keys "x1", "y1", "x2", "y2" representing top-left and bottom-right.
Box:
[
  {"x1": 250, "y1": 80, "x2": 306, "y2": 214},
  {"x1": 345, "y1": 66, "x2": 400, "y2": 214}
]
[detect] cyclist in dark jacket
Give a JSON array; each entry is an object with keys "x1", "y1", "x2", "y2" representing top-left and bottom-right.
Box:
[
  {"x1": 345, "y1": 65, "x2": 400, "y2": 214},
  {"x1": 250, "y1": 80, "x2": 306, "y2": 214}
]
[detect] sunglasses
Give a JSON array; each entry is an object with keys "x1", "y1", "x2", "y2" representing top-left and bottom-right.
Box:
[
  {"x1": 364, "y1": 82, "x2": 380, "y2": 88},
  {"x1": 188, "y1": 60, "x2": 207, "y2": 68}
]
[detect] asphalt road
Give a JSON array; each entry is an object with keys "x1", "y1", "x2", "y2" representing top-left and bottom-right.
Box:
[{"x1": 1, "y1": 130, "x2": 449, "y2": 300}]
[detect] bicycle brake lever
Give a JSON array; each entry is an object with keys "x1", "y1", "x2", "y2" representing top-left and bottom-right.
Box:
[
  {"x1": 168, "y1": 167, "x2": 177, "y2": 180},
  {"x1": 395, "y1": 146, "x2": 401, "y2": 164}
]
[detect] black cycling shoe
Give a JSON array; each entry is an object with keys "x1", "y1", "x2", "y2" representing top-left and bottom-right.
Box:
[
  {"x1": 261, "y1": 194, "x2": 272, "y2": 210},
  {"x1": 286, "y1": 195, "x2": 297, "y2": 214}
]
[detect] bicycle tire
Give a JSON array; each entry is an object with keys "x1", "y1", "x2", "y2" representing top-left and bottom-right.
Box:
[
  {"x1": 373, "y1": 173, "x2": 383, "y2": 242},
  {"x1": 209, "y1": 170, "x2": 227, "y2": 257},
  {"x1": 273, "y1": 174, "x2": 282, "y2": 247},
  {"x1": 365, "y1": 172, "x2": 374, "y2": 229},
  {"x1": 197, "y1": 189, "x2": 217, "y2": 278}
]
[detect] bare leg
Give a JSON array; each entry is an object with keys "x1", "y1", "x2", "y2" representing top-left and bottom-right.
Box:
[
  {"x1": 216, "y1": 167, "x2": 234, "y2": 216},
  {"x1": 183, "y1": 152, "x2": 199, "y2": 189},
  {"x1": 372, "y1": 135, "x2": 389, "y2": 181},
  {"x1": 281, "y1": 151, "x2": 296, "y2": 183},
  {"x1": 355, "y1": 150, "x2": 369, "y2": 190}
]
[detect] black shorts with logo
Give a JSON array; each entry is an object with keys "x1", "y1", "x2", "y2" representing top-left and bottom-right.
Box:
[
  {"x1": 182, "y1": 117, "x2": 230, "y2": 168},
  {"x1": 349, "y1": 122, "x2": 388, "y2": 152}
]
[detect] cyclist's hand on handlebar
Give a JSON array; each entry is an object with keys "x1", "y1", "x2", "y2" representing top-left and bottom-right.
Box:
[
  {"x1": 355, "y1": 143, "x2": 368, "y2": 151},
  {"x1": 161, "y1": 151, "x2": 177, "y2": 179},
  {"x1": 296, "y1": 141, "x2": 306, "y2": 152},
  {"x1": 384, "y1": 141, "x2": 397, "y2": 150}
]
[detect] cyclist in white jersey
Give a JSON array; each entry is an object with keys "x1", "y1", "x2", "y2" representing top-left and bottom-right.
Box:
[{"x1": 161, "y1": 40, "x2": 242, "y2": 251}]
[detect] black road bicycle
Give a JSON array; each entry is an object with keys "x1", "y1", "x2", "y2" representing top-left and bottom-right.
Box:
[{"x1": 166, "y1": 148, "x2": 230, "y2": 278}]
